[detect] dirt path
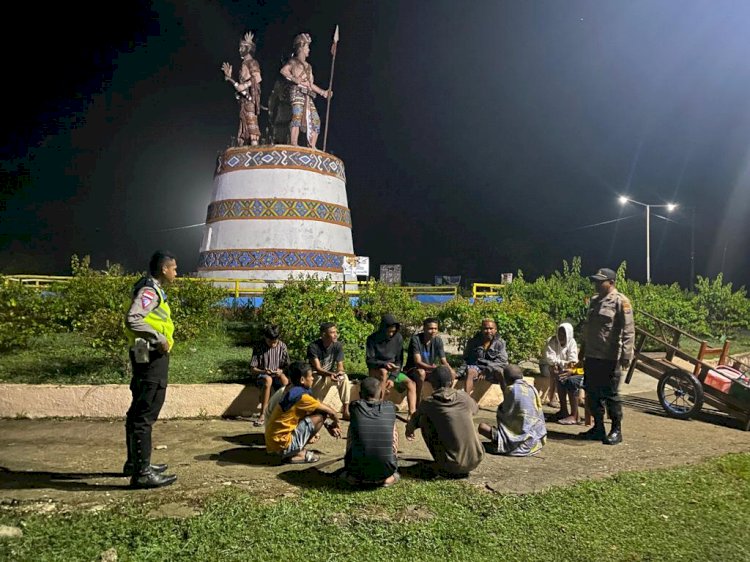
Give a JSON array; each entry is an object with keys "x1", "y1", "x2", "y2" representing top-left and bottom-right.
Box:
[{"x1": 1, "y1": 383, "x2": 749, "y2": 515}]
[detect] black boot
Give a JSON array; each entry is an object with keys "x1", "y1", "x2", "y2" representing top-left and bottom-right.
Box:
[
  {"x1": 122, "y1": 433, "x2": 168, "y2": 476},
  {"x1": 129, "y1": 435, "x2": 176, "y2": 489},
  {"x1": 604, "y1": 418, "x2": 623, "y2": 445},
  {"x1": 580, "y1": 419, "x2": 606, "y2": 441},
  {"x1": 130, "y1": 466, "x2": 177, "y2": 489}
]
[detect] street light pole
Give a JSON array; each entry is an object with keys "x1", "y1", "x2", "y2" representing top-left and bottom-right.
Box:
[
  {"x1": 618, "y1": 196, "x2": 677, "y2": 284},
  {"x1": 689, "y1": 207, "x2": 695, "y2": 292}
]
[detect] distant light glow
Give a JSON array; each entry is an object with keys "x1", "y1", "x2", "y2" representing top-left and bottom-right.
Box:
[
  {"x1": 666, "y1": 203, "x2": 677, "y2": 212},
  {"x1": 618, "y1": 195, "x2": 629, "y2": 205}
]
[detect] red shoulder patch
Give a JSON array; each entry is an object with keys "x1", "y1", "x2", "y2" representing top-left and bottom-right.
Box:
[{"x1": 141, "y1": 289, "x2": 157, "y2": 309}]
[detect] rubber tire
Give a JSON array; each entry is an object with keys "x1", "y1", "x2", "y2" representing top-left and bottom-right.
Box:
[{"x1": 657, "y1": 368, "x2": 704, "y2": 420}]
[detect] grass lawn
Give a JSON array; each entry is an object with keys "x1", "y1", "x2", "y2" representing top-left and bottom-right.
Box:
[
  {"x1": 1, "y1": 453, "x2": 748, "y2": 561},
  {"x1": 0, "y1": 328, "x2": 370, "y2": 385}
]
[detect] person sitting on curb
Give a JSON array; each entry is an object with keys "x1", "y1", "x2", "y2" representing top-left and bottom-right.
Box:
[
  {"x1": 342, "y1": 376, "x2": 400, "y2": 487},
  {"x1": 250, "y1": 324, "x2": 290, "y2": 427},
  {"x1": 556, "y1": 358, "x2": 586, "y2": 425},
  {"x1": 478, "y1": 364, "x2": 547, "y2": 456},
  {"x1": 457, "y1": 319, "x2": 509, "y2": 398},
  {"x1": 405, "y1": 317, "x2": 453, "y2": 409},
  {"x1": 265, "y1": 361, "x2": 341, "y2": 464},
  {"x1": 406, "y1": 366, "x2": 484, "y2": 477},
  {"x1": 535, "y1": 322, "x2": 579, "y2": 410},
  {"x1": 366, "y1": 314, "x2": 417, "y2": 419},
  {"x1": 307, "y1": 322, "x2": 352, "y2": 421}
]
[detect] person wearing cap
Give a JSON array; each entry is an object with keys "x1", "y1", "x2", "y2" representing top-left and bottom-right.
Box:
[
  {"x1": 366, "y1": 314, "x2": 417, "y2": 418},
  {"x1": 580, "y1": 267, "x2": 635, "y2": 445},
  {"x1": 478, "y1": 364, "x2": 547, "y2": 456},
  {"x1": 307, "y1": 322, "x2": 352, "y2": 421},
  {"x1": 405, "y1": 366, "x2": 484, "y2": 476},
  {"x1": 457, "y1": 319, "x2": 509, "y2": 398}
]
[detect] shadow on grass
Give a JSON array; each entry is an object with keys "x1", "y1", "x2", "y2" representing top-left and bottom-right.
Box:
[
  {"x1": 277, "y1": 458, "x2": 348, "y2": 490},
  {"x1": 215, "y1": 359, "x2": 252, "y2": 383},
  {"x1": 0, "y1": 356, "x2": 126, "y2": 384},
  {"x1": 0, "y1": 466, "x2": 128, "y2": 491}
]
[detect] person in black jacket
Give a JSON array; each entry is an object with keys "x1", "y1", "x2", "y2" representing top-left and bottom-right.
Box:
[{"x1": 366, "y1": 314, "x2": 417, "y2": 418}]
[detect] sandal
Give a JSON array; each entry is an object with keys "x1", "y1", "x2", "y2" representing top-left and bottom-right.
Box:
[
  {"x1": 383, "y1": 471, "x2": 401, "y2": 487},
  {"x1": 285, "y1": 450, "x2": 320, "y2": 464},
  {"x1": 253, "y1": 418, "x2": 265, "y2": 427},
  {"x1": 558, "y1": 417, "x2": 579, "y2": 425}
]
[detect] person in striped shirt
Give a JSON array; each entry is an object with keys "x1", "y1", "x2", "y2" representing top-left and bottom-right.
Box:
[{"x1": 250, "y1": 324, "x2": 290, "y2": 427}]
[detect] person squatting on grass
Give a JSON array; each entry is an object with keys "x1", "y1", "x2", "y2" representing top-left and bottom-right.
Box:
[
  {"x1": 404, "y1": 317, "x2": 453, "y2": 409},
  {"x1": 250, "y1": 324, "x2": 290, "y2": 427},
  {"x1": 124, "y1": 250, "x2": 179, "y2": 489},
  {"x1": 478, "y1": 364, "x2": 547, "y2": 456},
  {"x1": 366, "y1": 314, "x2": 417, "y2": 419},
  {"x1": 406, "y1": 366, "x2": 484, "y2": 476},
  {"x1": 308, "y1": 322, "x2": 352, "y2": 421},
  {"x1": 265, "y1": 361, "x2": 341, "y2": 464},
  {"x1": 456, "y1": 319, "x2": 509, "y2": 398},
  {"x1": 535, "y1": 322, "x2": 579, "y2": 412},
  {"x1": 342, "y1": 376, "x2": 401, "y2": 487}
]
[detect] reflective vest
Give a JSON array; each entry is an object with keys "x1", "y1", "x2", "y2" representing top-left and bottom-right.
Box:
[{"x1": 127, "y1": 282, "x2": 175, "y2": 349}]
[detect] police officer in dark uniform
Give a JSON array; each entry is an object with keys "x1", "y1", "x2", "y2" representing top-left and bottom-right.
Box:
[
  {"x1": 580, "y1": 267, "x2": 635, "y2": 445},
  {"x1": 124, "y1": 251, "x2": 178, "y2": 488}
]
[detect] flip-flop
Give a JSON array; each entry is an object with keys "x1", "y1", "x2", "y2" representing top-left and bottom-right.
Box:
[
  {"x1": 558, "y1": 417, "x2": 578, "y2": 425},
  {"x1": 253, "y1": 418, "x2": 264, "y2": 427},
  {"x1": 286, "y1": 450, "x2": 320, "y2": 464}
]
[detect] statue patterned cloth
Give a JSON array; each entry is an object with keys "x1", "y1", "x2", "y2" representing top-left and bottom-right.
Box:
[{"x1": 221, "y1": 32, "x2": 262, "y2": 146}]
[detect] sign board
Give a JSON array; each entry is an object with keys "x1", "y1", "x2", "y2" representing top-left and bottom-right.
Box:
[
  {"x1": 500, "y1": 273, "x2": 513, "y2": 285},
  {"x1": 379, "y1": 264, "x2": 402, "y2": 285},
  {"x1": 434, "y1": 275, "x2": 461, "y2": 286},
  {"x1": 343, "y1": 256, "x2": 370, "y2": 277}
]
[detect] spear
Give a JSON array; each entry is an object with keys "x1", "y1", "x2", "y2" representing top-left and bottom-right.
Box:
[{"x1": 322, "y1": 25, "x2": 339, "y2": 153}]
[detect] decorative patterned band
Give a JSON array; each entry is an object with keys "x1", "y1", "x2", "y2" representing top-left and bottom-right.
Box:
[
  {"x1": 198, "y1": 249, "x2": 351, "y2": 272},
  {"x1": 206, "y1": 198, "x2": 352, "y2": 228},
  {"x1": 217, "y1": 146, "x2": 346, "y2": 181}
]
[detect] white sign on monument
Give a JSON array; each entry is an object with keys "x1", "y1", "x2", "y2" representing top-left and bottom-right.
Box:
[{"x1": 343, "y1": 256, "x2": 370, "y2": 277}]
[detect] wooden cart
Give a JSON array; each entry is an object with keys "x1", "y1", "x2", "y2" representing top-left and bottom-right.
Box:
[{"x1": 624, "y1": 310, "x2": 750, "y2": 431}]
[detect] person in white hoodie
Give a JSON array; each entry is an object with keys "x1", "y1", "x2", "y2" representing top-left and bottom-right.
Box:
[{"x1": 535, "y1": 323, "x2": 579, "y2": 408}]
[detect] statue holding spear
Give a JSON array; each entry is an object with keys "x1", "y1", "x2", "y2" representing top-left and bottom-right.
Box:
[{"x1": 280, "y1": 32, "x2": 332, "y2": 150}]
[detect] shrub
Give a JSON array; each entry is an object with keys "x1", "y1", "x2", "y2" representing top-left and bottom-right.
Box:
[
  {"x1": 694, "y1": 274, "x2": 750, "y2": 338},
  {"x1": 0, "y1": 277, "x2": 49, "y2": 350},
  {"x1": 437, "y1": 295, "x2": 554, "y2": 364},
  {"x1": 356, "y1": 281, "x2": 427, "y2": 339},
  {"x1": 258, "y1": 276, "x2": 373, "y2": 363},
  {"x1": 168, "y1": 278, "x2": 229, "y2": 341}
]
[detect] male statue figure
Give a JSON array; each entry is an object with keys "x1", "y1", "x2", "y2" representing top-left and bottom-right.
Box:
[
  {"x1": 280, "y1": 33, "x2": 331, "y2": 149},
  {"x1": 221, "y1": 32, "x2": 262, "y2": 146}
]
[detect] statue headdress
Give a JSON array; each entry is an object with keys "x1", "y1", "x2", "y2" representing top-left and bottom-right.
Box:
[
  {"x1": 293, "y1": 33, "x2": 312, "y2": 48},
  {"x1": 239, "y1": 31, "x2": 256, "y2": 52}
]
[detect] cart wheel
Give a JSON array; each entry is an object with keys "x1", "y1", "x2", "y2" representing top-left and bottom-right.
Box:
[{"x1": 657, "y1": 368, "x2": 704, "y2": 420}]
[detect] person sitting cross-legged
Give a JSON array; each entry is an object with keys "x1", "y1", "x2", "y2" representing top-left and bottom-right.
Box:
[
  {"x1": 342, "y1": 377, "x2": 400, "y2": 487},
  {"x1": 478, "y1": 364, "x2": 547, "y2": 456},
  {"x1": 308, "y1": 322, "x2": 352, "y2": 421},
  {"x1": 405, "y1": 366, "x2": 484, "y2": 477},
  {"x1": 265, "y1": 361, "x2": 341, "y2": 464},
  {"x1": 366, "y1": 314, "x2": 417, "y2": 418},
  {"x1": 457, "y1": 319, "x2": 509, "y2": 398}
]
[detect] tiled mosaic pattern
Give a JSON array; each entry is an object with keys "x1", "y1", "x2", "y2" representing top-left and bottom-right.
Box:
[{"x1": 206, "y1": 199, "x2": 351, "y2": 227}]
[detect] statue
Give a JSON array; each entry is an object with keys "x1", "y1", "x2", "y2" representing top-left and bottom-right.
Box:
[
  {"x1": 221, "y1": 32, "x2": 262, "y2": 146},
  {"x1": 278, "y1": 33, "x2": 331, "y2": 149}
]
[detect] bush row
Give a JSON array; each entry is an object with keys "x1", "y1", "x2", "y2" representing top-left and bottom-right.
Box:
[{"x1": 2, "y1": 256, "x2": 748, "y2": 364}]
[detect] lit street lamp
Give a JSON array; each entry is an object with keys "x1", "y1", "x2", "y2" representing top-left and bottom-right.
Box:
[{"x1": 618, "y1": 196, "x2": 678, "y2": 284}]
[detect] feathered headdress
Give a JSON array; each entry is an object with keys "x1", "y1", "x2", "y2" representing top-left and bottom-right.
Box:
[
  {"x1": 239, "y1": 31, "x2": 255, "y2": 50},
  {"x1": 293, "y1": 33, "x2": 312, "y2": 48}
]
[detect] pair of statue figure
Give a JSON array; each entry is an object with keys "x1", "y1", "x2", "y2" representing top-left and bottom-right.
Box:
[{"x1": 221, "y1": 32, "x2": 331, "y2": 149}]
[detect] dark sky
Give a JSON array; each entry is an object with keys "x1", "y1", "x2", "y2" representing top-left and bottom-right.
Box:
[{"x1": 2, "y1": 0, "x2": 750, "y2": 286}]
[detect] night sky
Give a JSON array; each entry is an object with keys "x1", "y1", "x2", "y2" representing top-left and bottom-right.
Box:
[{"x1": 2, "y1": 0, "x2": 750, "y2": 286}]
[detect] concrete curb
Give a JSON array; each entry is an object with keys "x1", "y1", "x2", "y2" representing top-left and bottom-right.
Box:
[{"x1": 0, "y1": 380, "x2": 506, "y2": 419}]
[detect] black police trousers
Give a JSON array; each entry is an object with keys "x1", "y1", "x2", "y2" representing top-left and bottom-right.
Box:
[
  {"x1": 126, "y1": 350, "x2": 169, "y2": 467},
  {"x1": 584, "y1": 357, "x2": 622, "y2": 423}
]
